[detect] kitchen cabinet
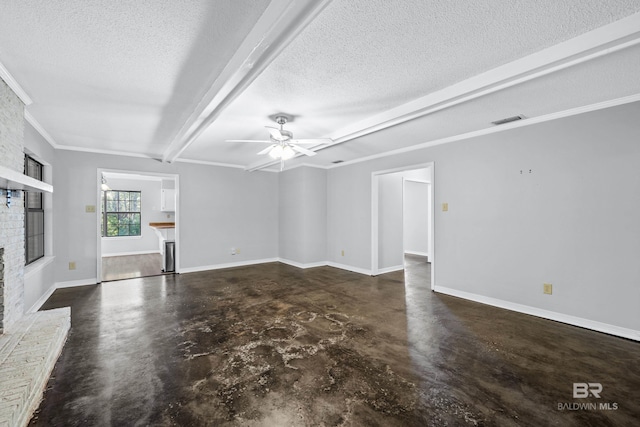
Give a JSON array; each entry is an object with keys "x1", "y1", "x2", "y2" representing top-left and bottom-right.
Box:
[{"x1": 161, "y1": 189, "x2": 175, "y2": 212}]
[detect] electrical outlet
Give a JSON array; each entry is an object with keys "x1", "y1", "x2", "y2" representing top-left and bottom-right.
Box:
[
  {"x1": 543, "y1": 283, "x2": 553, "y2": 295},
  {"x1": 85, "y1": 205, "x2": 96, "y2": 213},
  {"x1": 236, "y1": 248, "x2": 240, "y2": 254},
  {"x1": 442, "y1": 202, "x2": 448, "y2": 212},
  {"x1": 69, "y1": 262, "x2": 76, "y2": 270},
  {"x1": 341, "y1": 250, "x2": 344, "y2": 256}
]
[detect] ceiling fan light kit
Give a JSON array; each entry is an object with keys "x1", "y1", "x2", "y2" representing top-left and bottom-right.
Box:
[{"x1": 228, "y1": 114, "x2": 333, "y2": 171}]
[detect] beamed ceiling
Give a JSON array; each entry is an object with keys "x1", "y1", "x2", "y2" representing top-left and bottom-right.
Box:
[{"x1": 1, "y1": 1, "x2": 640, "y2": 171}]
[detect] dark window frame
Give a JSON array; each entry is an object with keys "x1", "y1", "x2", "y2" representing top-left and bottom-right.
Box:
[
  {"x1": 25, "y1": 155, "x2": 45, "y2": 265},
  {"x1": 101, "y1": 190, "x2": 142, "y2": 237}
]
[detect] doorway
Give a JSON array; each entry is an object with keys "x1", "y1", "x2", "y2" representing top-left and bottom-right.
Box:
[
  {"x1": 96, "y1": 169, "x2": 179, "y2": 283},
  {"x1": 371, "y1": 163, "x2": 434, "y2": 289}
]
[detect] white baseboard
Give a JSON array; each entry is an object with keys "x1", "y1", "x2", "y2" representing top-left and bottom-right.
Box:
[
  {"x1": 404, "y1": 250, "x2": 429, "y2": 257},
  {"x1": 27, "y1": 284, "x2": 57, "y2": 313},
  {"x1": 102, "y1": 250, "x2": 160, "y2": 258},
  {"x1": 326, "y1": 261, "x2": 372, "y2": 276},
  {"x1": 434, "y1": 286, "x2": 640, "y2": 342},
  {"x1": 278, "y1": 258, "x2": 327, "y2": 269},
  {"x1": 179, "y1": 258, "x2": 279, "y2": 274},
  {"x1": 377, "y1": 264, "x2": 404, "y2": 274},
  {"x1": 54, "y1": 278, "x2": 99, "y2": 289}
]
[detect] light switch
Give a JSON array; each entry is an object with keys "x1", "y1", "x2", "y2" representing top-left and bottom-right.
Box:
[{"x1": 442, "y1": 202, "x2": 448, "y2": 212}]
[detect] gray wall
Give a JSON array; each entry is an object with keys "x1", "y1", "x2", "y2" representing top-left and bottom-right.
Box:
[
  {"x1": 378, "y1": 173, "x2": 403, "y2": 269},
  {"x1": 404, "y1": 180, "x2": 429, "y2": 257},
  {"x1": 279, "y1": 166, "x2": 327, "y2": 265},
  {"x1": 53, "y1": 151, "x2": 279, "y2": 283},
  {"x1": 327, "y1": 101, "x2": 640, "y2": 332}
]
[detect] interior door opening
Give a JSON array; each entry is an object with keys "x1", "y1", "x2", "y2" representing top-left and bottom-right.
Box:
[
  {"x1": 96, "y1": 169, "x2": 179, "y2": 283},
  {"x1": 371, "y1": 163, "x2": 434, "y2": 289}
]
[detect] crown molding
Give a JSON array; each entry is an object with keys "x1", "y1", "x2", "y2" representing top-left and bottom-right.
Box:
[
  {"x1": 24, "y1": 111, "x2": 60, "y2": 148},
  {"x1": 55, "y1": 144, "x2": 156, "y2": 160},
  {"x1": 0, "y1": 58, "x2": 32, "y2": 105},
  {"x1": 173, "y1": 157, "x2": 246, "y2": 170}
]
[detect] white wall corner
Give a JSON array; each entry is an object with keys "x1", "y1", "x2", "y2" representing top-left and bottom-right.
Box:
[
  {"x1": 376, "y1": 265, "x2": 404, "y2": 275},
  {"x1": 326, "y1": 261, "x2": 372, "y2": 276}
]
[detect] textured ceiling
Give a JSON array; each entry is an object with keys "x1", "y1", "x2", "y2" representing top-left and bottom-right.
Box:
[{"x1": 0, "y1": 1, "x2": 639, "y2": 170}]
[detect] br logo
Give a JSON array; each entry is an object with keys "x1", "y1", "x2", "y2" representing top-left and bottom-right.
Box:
[{"x1": 573, "y1": 383, "x2": 602, "y2": 398}]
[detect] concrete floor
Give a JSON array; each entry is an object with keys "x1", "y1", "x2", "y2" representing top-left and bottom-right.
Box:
[{"x1": 31, "y1": 256, "x2": 639, "y2": 426}]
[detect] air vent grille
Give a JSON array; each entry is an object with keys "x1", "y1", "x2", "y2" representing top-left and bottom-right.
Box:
[{"x1": 492, "y1": 115, "x2": 526, "y2": 125}]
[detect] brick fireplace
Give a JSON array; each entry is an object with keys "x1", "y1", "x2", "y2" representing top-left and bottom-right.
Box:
[
  {"x1": 0, "y1": 75, "x2": 26, "y2": 334},
  {"x1": 1, "y1": 75, "x2": 70, "y2": 425}
]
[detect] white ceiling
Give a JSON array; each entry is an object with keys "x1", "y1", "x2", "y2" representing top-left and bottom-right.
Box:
[{"x1": 1, "y1": 1, "x2": 639, "y2": 172}]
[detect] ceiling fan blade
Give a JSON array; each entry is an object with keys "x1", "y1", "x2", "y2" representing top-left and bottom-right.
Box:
[
  {"x1": 265, "y1": 126, "x2": 284, "y2": 140},
  {"x1": 257, "y1": 144, "x2": 276, "y2": 155},
  {"x1": 226, "y1": 139, "x2": 273, "y2": 143},
  {"x1": 290, "y1": 144, "x2": 317, "y2": 156},
  {"x1": 290, "y1": 138, "x2": 333, "y2": 145}
]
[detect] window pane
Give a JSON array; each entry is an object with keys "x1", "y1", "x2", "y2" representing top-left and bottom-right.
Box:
[
  {"x1": 107, "y1": 214, "x2": 119, "y2": 236},
  {"x1": 102, "y1": 191, "x2": 141, "y2": 237}
]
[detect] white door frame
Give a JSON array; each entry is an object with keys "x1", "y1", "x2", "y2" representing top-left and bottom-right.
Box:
[
  {"x1": 371, "y1": 162, "x2": 435, "y2": 290},
  {"x1": 96, "y1": 168, "x2": 180, "y2": 283}
]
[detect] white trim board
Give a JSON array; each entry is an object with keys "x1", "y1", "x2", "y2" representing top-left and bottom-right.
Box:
[
  {"x1": 376, "y1": 265, "x2": 404, "y2": 275},
  {"x1": 326, "y1": 261, "x2": 372, "y2": 276},
  {"x1": 434, "y1": 286, "x2": 640, "y2": 342},
  {"x1": 0, "y1": 58, "x2": 32, "y2": 105},
  {"x1": 278, "y1": 258, "x2": 327, "y2": 269},
  {"x1": 179, "y1": 258, "x2": 279, "y2": 274},
  {"x1": 27, "y1": 284, "x2": 57, "y2": 314},
  {"x1": 101, "y1": 250, "x2": 161, "y2": 258},
  {"x1": 54, "y1": 278, "x2": 99, "y2": 289}
]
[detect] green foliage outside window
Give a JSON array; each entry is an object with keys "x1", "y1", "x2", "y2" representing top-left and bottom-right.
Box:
[{"x1": 101, "y1": 191, "x2": 141, "y2": 237}]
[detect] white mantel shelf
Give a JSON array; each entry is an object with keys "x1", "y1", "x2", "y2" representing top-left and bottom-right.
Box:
[{"x1": 0, "y1": 164, "x2": 53, "y2": 193}]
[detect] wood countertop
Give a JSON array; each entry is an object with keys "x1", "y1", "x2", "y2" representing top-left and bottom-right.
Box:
[{"x1": 149, "y1": 222, "x2": 175, "y2": 229}]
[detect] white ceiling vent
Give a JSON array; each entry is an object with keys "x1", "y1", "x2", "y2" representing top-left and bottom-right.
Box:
[{"x1": 492, "y1": 115, "x2": 526, "y2": 125}]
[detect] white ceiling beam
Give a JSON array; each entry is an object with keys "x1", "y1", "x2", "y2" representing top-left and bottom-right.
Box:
[
  {"x1": 244, "y1": 11, "x2": 640, "y2": 171},
  {"x1": 162, "y1": 0, "x2": 333, "y2": 163},
  {"x1": 326, "y1": 12, "x2": 640, "y2": 147}
]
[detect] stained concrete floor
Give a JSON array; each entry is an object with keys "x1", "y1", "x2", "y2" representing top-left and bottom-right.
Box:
[{"x1": 32, "y1": 256, "x2": 640, "y2": 426}]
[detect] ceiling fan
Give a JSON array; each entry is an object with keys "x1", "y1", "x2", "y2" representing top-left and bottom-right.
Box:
[{"x1": 227, "y1": 115, "x2": 332, "y2": 170}]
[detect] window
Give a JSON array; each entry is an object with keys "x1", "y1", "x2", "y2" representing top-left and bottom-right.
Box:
[
  {"x1": 25, "y1": 155, "x2": 45, "y2": 264},
  {"x1": 101, "y1": 190, "x2": 141, "y2": 237}
]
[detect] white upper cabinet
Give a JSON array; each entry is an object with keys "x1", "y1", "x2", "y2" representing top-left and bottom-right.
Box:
[{"x1": 161, "y1": 189, "x2": 176, "y2": 212}]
